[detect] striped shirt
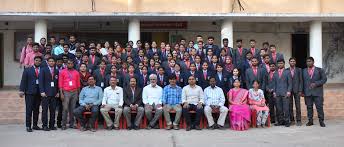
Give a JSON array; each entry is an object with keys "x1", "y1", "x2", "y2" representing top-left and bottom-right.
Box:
[
  {"x1": 204, "y1": 86, "x2": 225, "y2": 106},
  {"x1": 162, "y1": 85, "x2": 182, "y2": 105}
]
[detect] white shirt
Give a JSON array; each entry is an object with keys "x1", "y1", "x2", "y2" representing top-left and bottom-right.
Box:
[
  {"x1": 182, "y1": 85, "x2": 204, "y2": 105},
  {"x1": 102, "y1": 86, "x2": 124, "y2": 106},
  {"x1": 204, "y1": 86, "x2": 225, "y2": 106},
  {"x1": 142, "y1": 84, "x2": 163, "y2": 105}
]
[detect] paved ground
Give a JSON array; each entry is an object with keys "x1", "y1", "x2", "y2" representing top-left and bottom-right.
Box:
[{"x1": 0, "y1": 119, "x2": 343, "y2": 147}]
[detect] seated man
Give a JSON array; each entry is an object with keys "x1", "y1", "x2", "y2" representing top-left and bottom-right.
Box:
[
  {"x1": 100, "y1": 77, "x2": 123, "y2": 130},
  {"x1": 123, "y1": 77, "x2": 144, "y2": 130},
  {"x1": 162, "y1": 74, "x2": 183, "y2": 130},
  {"x1": 73, "y1": 76, "x2": 103, "y2": 132},
  {"x1": 182, "y1": 76, "x2": 205, "y2": 131},
  {"x1": 142, "y1": 74, "x2": 163, "y2": 129},
  {"x1": 204, "y1": 77, "x2": 228, "y2": 130}
]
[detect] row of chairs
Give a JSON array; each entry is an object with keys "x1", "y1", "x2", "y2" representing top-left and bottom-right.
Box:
[{"x1": 77, "y1": 109, "x2": 270, "y2": 130}]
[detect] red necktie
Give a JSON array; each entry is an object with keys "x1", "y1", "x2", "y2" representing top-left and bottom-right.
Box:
[
  {"x1": 291, "y1": 68, "x2": 295, "y2": 77},
  {"x1": 50, "y1": 68, "x2": 54, "y2": 80},
  {"x1": 100, "y1": 69, "x2": 105, "y2": 77},
  {"x1": 35, "y1": 67, "x2": 39, "y2": 78},
  {"x1": 238, "y1": 48, "x2": 242, "y2": 56},
  {"x1": 251, "y1": 48, "x2": 255, "y2": 55},
  {"x1": 308, "y1": 68, "x2": 314, "y2": 78},
  {"x1": 91, "y1": 55, "x2": 95, "y2": 64},
  {"x1": 269, "y1": 72, "x2": 274, "y2": 81},
  {"x1": 143, "y1": 76, "x2": 146, "y2": 84},
  {"x1": 203, "y1": 72, "x2": 207, "y2": 80},
  {"x1": 253, "y1": 67, "x2": 257, "y2": 76},
  {"x1": 278, "y1": 69, "x2": 283, "y2": 78},
  {"x1": 176, "y1": 74, "x2": 179, "y2": 81}
]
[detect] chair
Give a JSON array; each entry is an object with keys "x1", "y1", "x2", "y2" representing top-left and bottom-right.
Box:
[
  {"x1": 251, "y1": 109, "x2": 271, "y2": 128},
  {"x1": 203, "y1": 108, "x2": 220, "y2": 128},
  {"x1": 77, "y1": 111, "x2": 99, "y2": 130},
  {"x1": 181, "y1": 110, "x2": 205, "y2": 129}
]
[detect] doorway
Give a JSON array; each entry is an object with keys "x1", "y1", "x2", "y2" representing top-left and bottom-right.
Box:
[
  {"x1": 141, "y1": 32, "x2": 169, "y2": 45},
  {"x1": 292, "y1": 34, "x2": 309, "y2": 68},
  {"x1": 0, "y1": 33, "x2": 3, "y2": 88}
]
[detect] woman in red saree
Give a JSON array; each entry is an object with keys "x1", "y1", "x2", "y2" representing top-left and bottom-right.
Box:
[{"x1": 228, "y1": 79, "x2": 251, "y2": 131}]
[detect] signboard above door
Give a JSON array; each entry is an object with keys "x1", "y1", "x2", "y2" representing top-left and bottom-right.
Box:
[{"x1": 141, "y1": 21, "x2": 187, "y2": 29}]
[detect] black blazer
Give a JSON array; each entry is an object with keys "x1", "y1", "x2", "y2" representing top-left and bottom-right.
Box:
[
  {"x1": 93, "y1": 69, "x2": 107, "y2": 89},
  {"x1": 39, "y1": 66, "x2": 59, "y2": 96},
  {"x1": 123, "y1": 86, "x2": 143, "y2": 107},
  {"x1": 286, "y1": 67, "x2": 303, "y2": 93},
  {"x1": 302, "y1": 67, "x2": 327, "y2": 97},
  {"x1": 20, "y1": 66, "x2": 40, "y2": 95},
  {"x1": 245, "y1": 67, "x2": 266, "y2": 90}
]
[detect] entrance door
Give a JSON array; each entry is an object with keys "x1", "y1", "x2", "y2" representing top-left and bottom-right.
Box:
[
  {"x1": 292, "y1": 34, "x2": 309, "y2": 68},
  {"x1": 152, "y1": 32, "x2": 169, "y2": 45}
]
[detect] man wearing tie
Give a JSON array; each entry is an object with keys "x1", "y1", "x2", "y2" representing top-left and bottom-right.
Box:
[
  {"x1": 123, "y1": 77, "x2": 144, "y2": 130},
  {"x1": 39, "y1": 57, "x2": 59, "y2": 131},
  {"x1": 93, "y1": 60, "x2": 107, "y2": 90},
  {"x1": 245, "y1": 57, "x2": 265, "y2": 90},
  {"x1": 302, "y1": 57, "x2": 327, "y2": 127},
  {"x1": 19, "y1": 56, "x2": 43, "y2": 132}
]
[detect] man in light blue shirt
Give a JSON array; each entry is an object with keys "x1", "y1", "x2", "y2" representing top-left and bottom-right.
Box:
[
  {"x1": 73, "y1": 76, "x2": 103, "y2": 132},
  {"x1": 204, "y1": 77, "x2": 228, "y2": 130},
  {"x1": 53, "y1": 38, "x2": 65, "y2": 56}
]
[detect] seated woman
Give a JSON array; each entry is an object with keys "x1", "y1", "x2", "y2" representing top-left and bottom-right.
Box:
[
  {"x1": 248, "y1": 80, "x2": 269, "y2": 128},
  {"x1": 227, "y1": 79, "x2": 251, "y2": 131}
]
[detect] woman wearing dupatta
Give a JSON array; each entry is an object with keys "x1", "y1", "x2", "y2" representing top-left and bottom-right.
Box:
[
  {"x1": 227, "y1": 79, "x2": 251, "y2": 131},
  {"x1": 248, "y1": 80, "x2": 269, "y2": 128}
]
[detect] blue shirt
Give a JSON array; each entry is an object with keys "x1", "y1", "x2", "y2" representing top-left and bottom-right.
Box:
[
  {"x1": 79, "y1": 85, "x2": 103, "y2": 106},
  {"x1": 162, "y1": 85, "x2": 182, "y2": 105}
]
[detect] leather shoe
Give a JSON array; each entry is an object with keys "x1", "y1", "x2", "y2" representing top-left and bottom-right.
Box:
[
  {"x1": 186, "y1": 126, "x2": 191, "y2": 131},
  {"x1": 296, "y1": 121, "x2": 302, "y2": 126},
  {"x1": 61, "y1": 126, "x2": 67, "y2": 130},
  {"x1": 285, "y1": 123, "x2": 290, "y2": 127},
  {"x1": 32, "y1": 126, "x2": 42, "y2": 130},
  {"x1": 320, "y1": 121, "x2": 326, "y2": 127},
  {"x1": 134, "y1": 125, "x2": 140, "y2": 130},
  {"x1": 173, "y1": 125, "x2": 179, "y2": 130},
  {"x1": 306, "y1": 121, "x2": 314, "y2": 126},
  {"x1": 194, "y1": 126, "x2": 202, "y2": 130},
  {"x1": 26, "y1": 127, "x2": 33, "y2": 132},
  {"x1": 43, "y1": 126, "x2": 50, "y2": 131}
]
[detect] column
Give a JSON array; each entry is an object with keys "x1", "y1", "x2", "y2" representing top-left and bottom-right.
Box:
[
  {"x1": 128, "y1": 18, "x2": 140, "y2": 48},
  {"x1": 221, "y1": 19, "x2": 233, "y2": 48},
  {"x1": 309, "y1": 21, "x2": 322, "y2": 67},
  {"x1": 34, "y1": 19, "x2": 47, "y2": 43}
]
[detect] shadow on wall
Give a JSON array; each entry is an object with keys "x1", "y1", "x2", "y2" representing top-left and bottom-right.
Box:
[{"x1": 323, "y1": 22, "x2": 344, "y2": 83}]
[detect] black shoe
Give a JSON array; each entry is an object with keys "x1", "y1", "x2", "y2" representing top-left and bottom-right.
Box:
[
  {"x1": 146, "y1": 125, "x2": 152, "y2": 130},
  {"x1": 218, "y1": 125, "x2": 226, "y2": 130},
  {"x1": 306, "y1": 121, "x2": 314, "y2": 126},
  {"x1": 296, "y1": 121, "x2": 302, "y2": 126},
  {"x1": 57, "y1": 124, "x2": 62, "y2": 128},
  {"x1": 186, "y1": 126, "x2": 191, "y2": 131},
  {"x1": 61, "y1": 126, "x2": 67, "y2": 130},
  {"x1": 26, "y1": 127, "x2": 33, "y2": 132},
  {"x1": 320, "y1": 121, "x2": 326, "y2": 127},
  {"x1": 208, "y1": 125, "x2": 215, "y2": 130},
  {"x1": 285, "y1": 123, "x2": 290, "y2": 127},
  {"x1": 127, "y1": 126, "x2": 132, "y2": 130},
  {"x1": 274, "y1": 123, "x2": 282, "y2": 126},
  {"x1": 49, "y1": 127, "x2": 57, "y2": 130},
  {"x1": 194, "y1": 126, "x2": 202, "y2": 130},
  {"x1": 134, "y1": 125, "x2": 140, "y2": 130},
  {"x1": 43, "y1": 126, "x2": 50, "y2": 131},
  {"x1": 32, "y1": 126, "x2": 42, "y2": 130}
]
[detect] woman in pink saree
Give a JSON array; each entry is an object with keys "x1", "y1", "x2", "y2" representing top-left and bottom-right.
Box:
[{"x1": 227, "y1": 79, "x2": 251, "y2": 131}]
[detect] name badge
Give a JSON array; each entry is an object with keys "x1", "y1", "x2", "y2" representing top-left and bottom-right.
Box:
[
  {"x1": 50, "y1": 82, "x2": 55, "y2": 87},
  {"x1": 224, "y1": 78, "x2": 227, "y2": 82},
  {"x1": 69, "y1": 81, "x2": 73, "y2": 86},
  {"x1": 116, "y1": 79, "x2": 119, "y2": 82},
  {"x1": 36, "y1": 79, "x2": 39, "y2": 84},
  {"x1": 196, "y1": 78, "x2": 199, "y2": 81},
  {"x1": 180, "y1": 78, "x2": 183, "y2": 82},
  {"x1": 89, "y1": 69, "x2": 92, "y2": 73},
  {"x1": 101, "y1": 82, "x2": 104, "y2": 87}
]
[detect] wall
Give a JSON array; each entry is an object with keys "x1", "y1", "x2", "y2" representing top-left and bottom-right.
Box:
[{"x1": 1, "y1": 0, "x2": 344, "y2": 13}]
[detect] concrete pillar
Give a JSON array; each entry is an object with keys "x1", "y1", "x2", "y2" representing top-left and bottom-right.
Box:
[
  {"x1": 128, "y1": 18, "x2": 140, "y2": 48},
  {"x1": 34, "y1": 19, "x2": 47, "y2": 43},
  {"x1": 221, "y1": 19, "x2": 233, "y2": 48},
  {"x1": 309, "y1": 21, "x2": 322, "y2": 67}
]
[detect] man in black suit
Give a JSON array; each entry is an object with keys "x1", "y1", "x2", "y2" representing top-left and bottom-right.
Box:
[
  {"x1": 123, "y1": 77, "x2": 144, "y2": 130},
  {"x1": 245, "y1": 57, "x2": 265, "y2": 90},
  {"x1": 287, "y1": 57, "x2": 303, "y2": 126},
  {"x1": 93, "y1": 60, "x2": 107, "y2": 90},
  {"x1": 39, "y1": 57, "x2": 59, "y2": 131},
  {"x1": 19, "y1": 56, "x2": 43, "y2": 132},
  {"x1": 302, "y1": 57, "x2": 327, "y2": 127}
]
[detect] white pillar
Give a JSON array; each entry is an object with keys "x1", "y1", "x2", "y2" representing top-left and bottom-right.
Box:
[
  {"x1": 34, "y1": 19, "x2": 47, "y2": 43},
  {"x1": 309, "y1": 21, "x2": 323, "y2": 67},
  {"x1": 128, "y1": 18, "x2": 140, "y2": 48},
  {"x1": 221, "y1": 19, "x2": 233, "y2": 48}
]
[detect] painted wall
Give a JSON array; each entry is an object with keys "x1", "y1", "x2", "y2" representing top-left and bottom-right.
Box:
[{"x1": 0, "y1": 0, "x2": 343, "y2": 13}]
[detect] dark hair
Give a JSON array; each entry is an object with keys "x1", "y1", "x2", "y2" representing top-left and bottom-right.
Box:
[
  {"x1": 269, "y1": 62, "x2": 276, "y2": 66},
  {"x1": 196, "y1": 35, "x2": 203, "y2": 38},
  {"x1": 222, "y1": 38, "x2": 228, "y2": 42},
  {"x1": 289, "y1": 57, "x2": 297, "y2": 62},
  {"x1": 277, "y1": 59, "x2": 285, "y2": 63},
  {"x1": 75, "y1": 49, "x2": 82, "y2": 53},
  {"x1": 208, "y1": 36, "x2": 214, "y2": 40},
  {"x1": 168, "y1": 74, "x2": 177, "y2": 80},
  {"x1": 79, "y1": 63, "x2": 87, "y2": 68},
  {"x1": 88, "y1": 75, "x2": 95, "y2": 80},
  {"x1": 236, "y1": 39, "x2": 242, "y2": 43},
  {"x1": 46, "y1": 44, "x2": 52, "y2": 47},
  {"x1": 269, "y1": 44, "x2": 276, "y2": 48},
  {"x1": 47, "y1": 57, "x2": 55, "y2": 61},
  {"x1": 63, "y1": 44, "x2": 69, "y2": 47},
  {"x1": 262, "y1": 42, "x2": 269, "y2": 46},
  {"x1": 249, "y1": 39, "x2": 256, "y2": 42},
  {"x1": 306, "y1": 57, "x2": 314, "y2": 62},
  {"x1": 252, "y1": 80, "x2": 260, "y2": 85},
  {"x1": 263, "y1": 54, "x2": 270, "y2": 59},
  {"x1": 34, "y1": 56, "x2": 43, "y2": 61},
  {"x1": 33, "y1": 43, "x2": 40, "y2": 47}
]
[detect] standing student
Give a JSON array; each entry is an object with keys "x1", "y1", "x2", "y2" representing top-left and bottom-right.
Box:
[
  {"x1": 264, "y1": 63, "x2": 277, "y2": 123},
  {"x1": 19, "y1": 56, "x2": 43, "y2": 132},
  {"x1": 287, "y1": 57, "x2": 303, "y2": 126},
  {"x1": 302, "y1": 57, "x2": 327, "y2": 127},
  {"x1": 233, "y1": 39, "x2": 248, "y2": 72},
  {"x1": 273, "y1": 59, "x2": 292, "y2": 127},
  {"x1": 58, "y1": 59, "x2": 81, "y2": 130},
  {"x1": 19, "y1": 37, "x2": 34, "y2": 68},
  {"x1": 93, "y1": 60, "x2": 107, "y2": 89},
  {"x1": 245, "y1": 57, "x2": 265, "y2": 90},
  {"x1": 39, "y1": 57, "x2": 59, "y2": 131}
]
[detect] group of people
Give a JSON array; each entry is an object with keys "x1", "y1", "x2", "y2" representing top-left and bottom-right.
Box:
[{"x1": 19, "y1": 34, "x2": 327, "y2": 132}]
